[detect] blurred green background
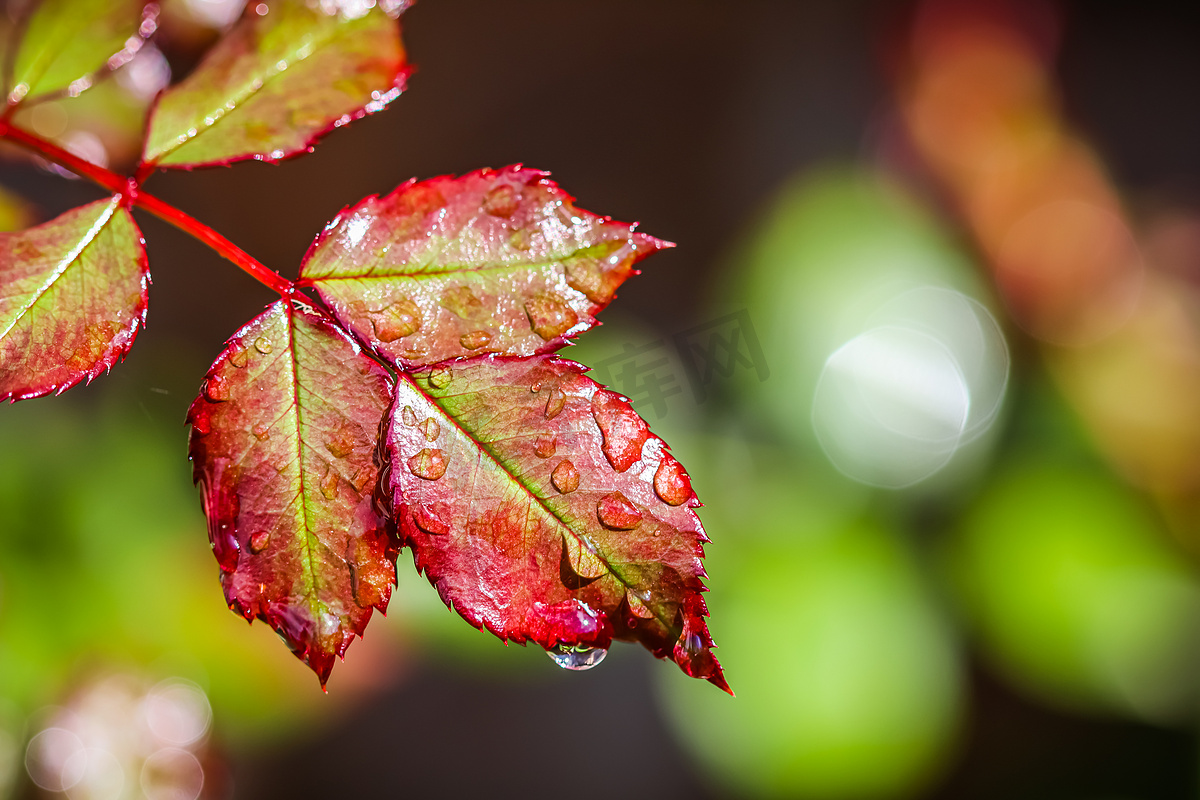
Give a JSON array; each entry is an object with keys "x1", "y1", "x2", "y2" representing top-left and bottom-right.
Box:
[{"x1": 4, "y1": 0, "x2": 1200, "y2": 798}]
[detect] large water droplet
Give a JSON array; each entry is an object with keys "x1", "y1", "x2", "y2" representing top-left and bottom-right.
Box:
[
  {"x1": 460, "y1": 329, "x2": 493, "y2": 350},
  {"x1": 653, "y1": 456, "x2": 692, "y2": 506},
  {"x1": 320, "y1": 467, "x2": 339, "y2": 500},
  {"x1": 545, "y1": 643, "x2": 607, "y2": 671},
  {"x1": 592, "y1": 392, "x2": 649, "y2": 472},
  {"x1": 428, "y1": 366, "x2": 452, "y2": 389},
  {"x1": 551, "y1": 459, "x2": 580, "y2": 493},
  {"x1": 419, "y1": 418, "x2": 440, "y2": 441},
  {"x1": 350, "y1": 465, "x2": 374, "y2": 494},
  {"x1": 544, "y1": 386, "x2": 566, "y2": 419},
  {"x1": 401, "y1": 405, "x2": 418, "y2": 426},
  {"x1": 408, "y1": 448, "x2": 447, "y2": 480},
  {"x1": 412, "y1": 505, "x2": 449, "y2": 535},
  {"x1": 525, "y1": 293, "x2": 579, "y2": 340},
  {"x1": 229, "y1": 347, "x2": 249, "y2": 368},
  {"x1": 626, "y1": 588, "x2": 655, "y2": 618},
  {"x1": 204, "y1": 375, "x2": 230, "y2": 402},
  {"x1": 597, "y1": 491, "x2": 641, "y2": 530},
  {"x1": 534, "y1": 433, "x2": 557, "y2": 458},
  {"x1": 483, "y1": 183, "x2": 519, "y2": 217},
  {"x1": 253, "y1": 336, "x2": 273, "y2": 354},
  {"x1": 249, "y1": 530, "x2": 271, "y2": 553},
  {"x1": 371, "y1": 297, "x2": 421, "y2": 342}
]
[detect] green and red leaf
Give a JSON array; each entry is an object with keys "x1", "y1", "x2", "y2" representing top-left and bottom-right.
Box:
[
  {"x1": 298, "y1": 166, "x2": 670, "y2": 368},
  {"x1": 0, "y1": 196, "x2": 147, "y2": 401},
  {"x1": 3, "y1": 0, "x2": 155, "y2": 106},
  {"x1": 140, "y1": 0, "x2": 407, "y2": 169},
  {"x1": 381, "y1": 354, "x2": 728, "y2": 692},
  {"x1": 187, "y1": 299, "x2": 397, "y2": 685}
]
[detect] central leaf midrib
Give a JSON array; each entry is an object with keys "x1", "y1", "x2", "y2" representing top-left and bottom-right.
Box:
[{"x1": 414, "y1": 374, "x2": 675, "y2": 635}]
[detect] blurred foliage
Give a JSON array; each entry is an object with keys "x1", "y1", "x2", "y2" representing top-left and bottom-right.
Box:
[{"x1": 0, "y1": 392, "x2": 337, "y2": 740}]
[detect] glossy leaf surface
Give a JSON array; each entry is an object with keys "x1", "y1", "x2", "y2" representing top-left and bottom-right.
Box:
[
  {"x1": 0, "y1": 196, "x2": 147, "y2": 401},
  {"x1": 141, "y1": 1, "x2": 406, "y2": 169},
  {"x1": 300, "y1": 166, "x2": 669, "y2": 368},
  {"x1": 188, "y1": 300, "x2": 397, "y2": 685},
  {"x1": 3, "y1": 0, "x2": 152, "y2": 105},
  {"x1": 382, "y1": 354, "x2": 727, "y2": 691}
]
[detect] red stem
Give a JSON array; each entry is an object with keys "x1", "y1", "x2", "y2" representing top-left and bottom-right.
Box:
[{"x1": 0, "y1": 120, "x2": 294, "y2": 296}]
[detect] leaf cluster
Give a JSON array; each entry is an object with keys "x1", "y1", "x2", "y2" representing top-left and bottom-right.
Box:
[{"x1": 0, "y1": 0, "x2": 727, "y2": 692}]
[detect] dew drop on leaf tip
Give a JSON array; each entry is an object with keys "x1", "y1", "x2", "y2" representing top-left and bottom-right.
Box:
[{"x1": 546, "y1": 643, "x2": 607, "y2": 671}]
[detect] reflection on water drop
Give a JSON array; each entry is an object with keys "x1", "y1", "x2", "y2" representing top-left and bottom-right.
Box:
[
  {"x1": 525, "y1": 293, "x2": 579, "y2": 340},
  {"x1": 248, "y1": 531, "x2": 270, "y2": 553},
  {"x1": 534, "y1": 433, "x2": 556, "y2": 458},
  {"x1": 203, "y1": 376, "x2": 229, "y2": 402},
  {"x1": 251, "y1": 423, "x2": 270, "y2": 441},
  {"x1": 545, "y1": 643, "x2": 607, "y2": 671},
  {"x1": 551, "y1": 459, "x2": 579, "y2": 494},
  {"x1": 654, "y1": 457, "x2": 692, "y2": 506},
  {"x1": 253, "y1": 337, "x2": 272, "y2": 355},
  {"x1": 428, "y1": 366, "x2": 452, "y2": 389},
  {"x1": 597, "y1": 491, "x2": 641, "y2": 530},
  {"x1": 401, "y1": 405, "x2": 418, "y2": 426},
  {"x1": 228, "y1": 348, "x2": 248, "y2": 368},
  {"x1": 408, "y1": 448, "x2": 447, "y2": 480},
  {"x1": 419, "y1": 418, "x2": 440, "y2": 441},
  {"x1": 460, "y1": 329, "x2": 493, "y2": 350}
]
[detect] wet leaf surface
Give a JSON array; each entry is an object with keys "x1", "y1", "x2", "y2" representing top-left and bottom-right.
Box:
[
  {"x1": 188, "y1": 299, "x2": 397, "y2": 685},
  {"x1": 3, "y1": 0, "x2": 153, "y2": 105},
  {"x1": 299, "y1": 166, "x2": 670, "y2": 368},
  {"x1": 141, "y1": 0, "x2": 407, "y2": 169},
  {"x1": 381, "y1": 354, "x2": 727, "y2": 691},
  {"x1": 0, "y1": 196, "x2": 147, "y2": 401}
]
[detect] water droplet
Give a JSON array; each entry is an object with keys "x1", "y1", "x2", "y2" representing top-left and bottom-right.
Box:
[
  {"x1": 440, "y1": 285, "x2": 483, "y2": 319},
  {"x1": 653, "y1": 456, "x2": 692, "y2": 506},
  {"x1": 563, "y1": 535, "x2": 606, "y2": 579},
  {"x1": 325, "y1": 429, "x2": 355, "y2": 458},
  {"x1": 320, "y1": 467, "x2": 339, "y2": 500},
  {"x1": 249, "y1": 530, "x2": 271, "y2": 553},
  {"x1": 204, "y1": 375, "x2": 230, "y2": 402},
  {"x1": 510, "y1": 229, "x2": 532, "y2": 251},
  {"x1": 351, "y1": 465, "x2": 374, "y2": 494},
  {"x1": 534, "y1": 433, "x2": 556, "y2": 458},
  {"x1": 254, "y1": 336, "x2": 273, "y2": 354},
  {"x1": 419, "y1": 418, "x2": 440, "y2": 441},
  {"x1": 482, "y1": 184, "x2": 519, "y2": 217},
  {"x1": 413, "y1": 505, "x2": 449, "y2": 535},
  {"x1": 401, "y1": 405, "x2": 418, "y2": 426},
  {"x1": 524, "y1": 293, "x2": 579, "y2": 340},
  {"x1": 428, "y1": 366, "x2": 452, "y2": 389},
  {"x1": 371, "y1": 297, "x2": 421, "y2": 342},
  {"x1": 229, "y1": 347, "x2": 249, "y2": 368},
  {"x1": 544, "y1": 386, "x2": 566, "y2": 419},
  {"x1": 551, "y1": 459, "x2": 580, "y2": 493},
  {"x1": 460, "y1": 329, "x2": 493, "y2": 350},
  {"x1": 592, "y1": 392, "x2": 650, "y2": 472},
  {"x1": 597, "y1": 491, "x2": 641, "y2": 530},
  {"x1": 546, "y1": 643, "x2": 607, "y2": 671},
  {"x1": 252, "y1": 423, "x2": 270, "y2": 441},
  {"x1": 626, "y1": 588, "x2": 655, "y2": 618},
  {"x1": 408, "y1": 448, "x2": 447, "y2": 480}
]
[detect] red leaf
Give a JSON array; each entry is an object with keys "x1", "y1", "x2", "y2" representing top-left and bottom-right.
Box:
[
  {"x1": 0, "y1": 196, "x2": 147, "y2": 401},
  {"x1": 188, "y1": 299, "x2": 397, "y2": 685},
  {"x1": 141, "y1": 1, "x2": 407, "y2": 169},
  {"x1": 381, "y1": 354, "x2": 728, "y2": 692},
  {"x1": 299, "y1": 166, "x2": 671, "y2": 368}
]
